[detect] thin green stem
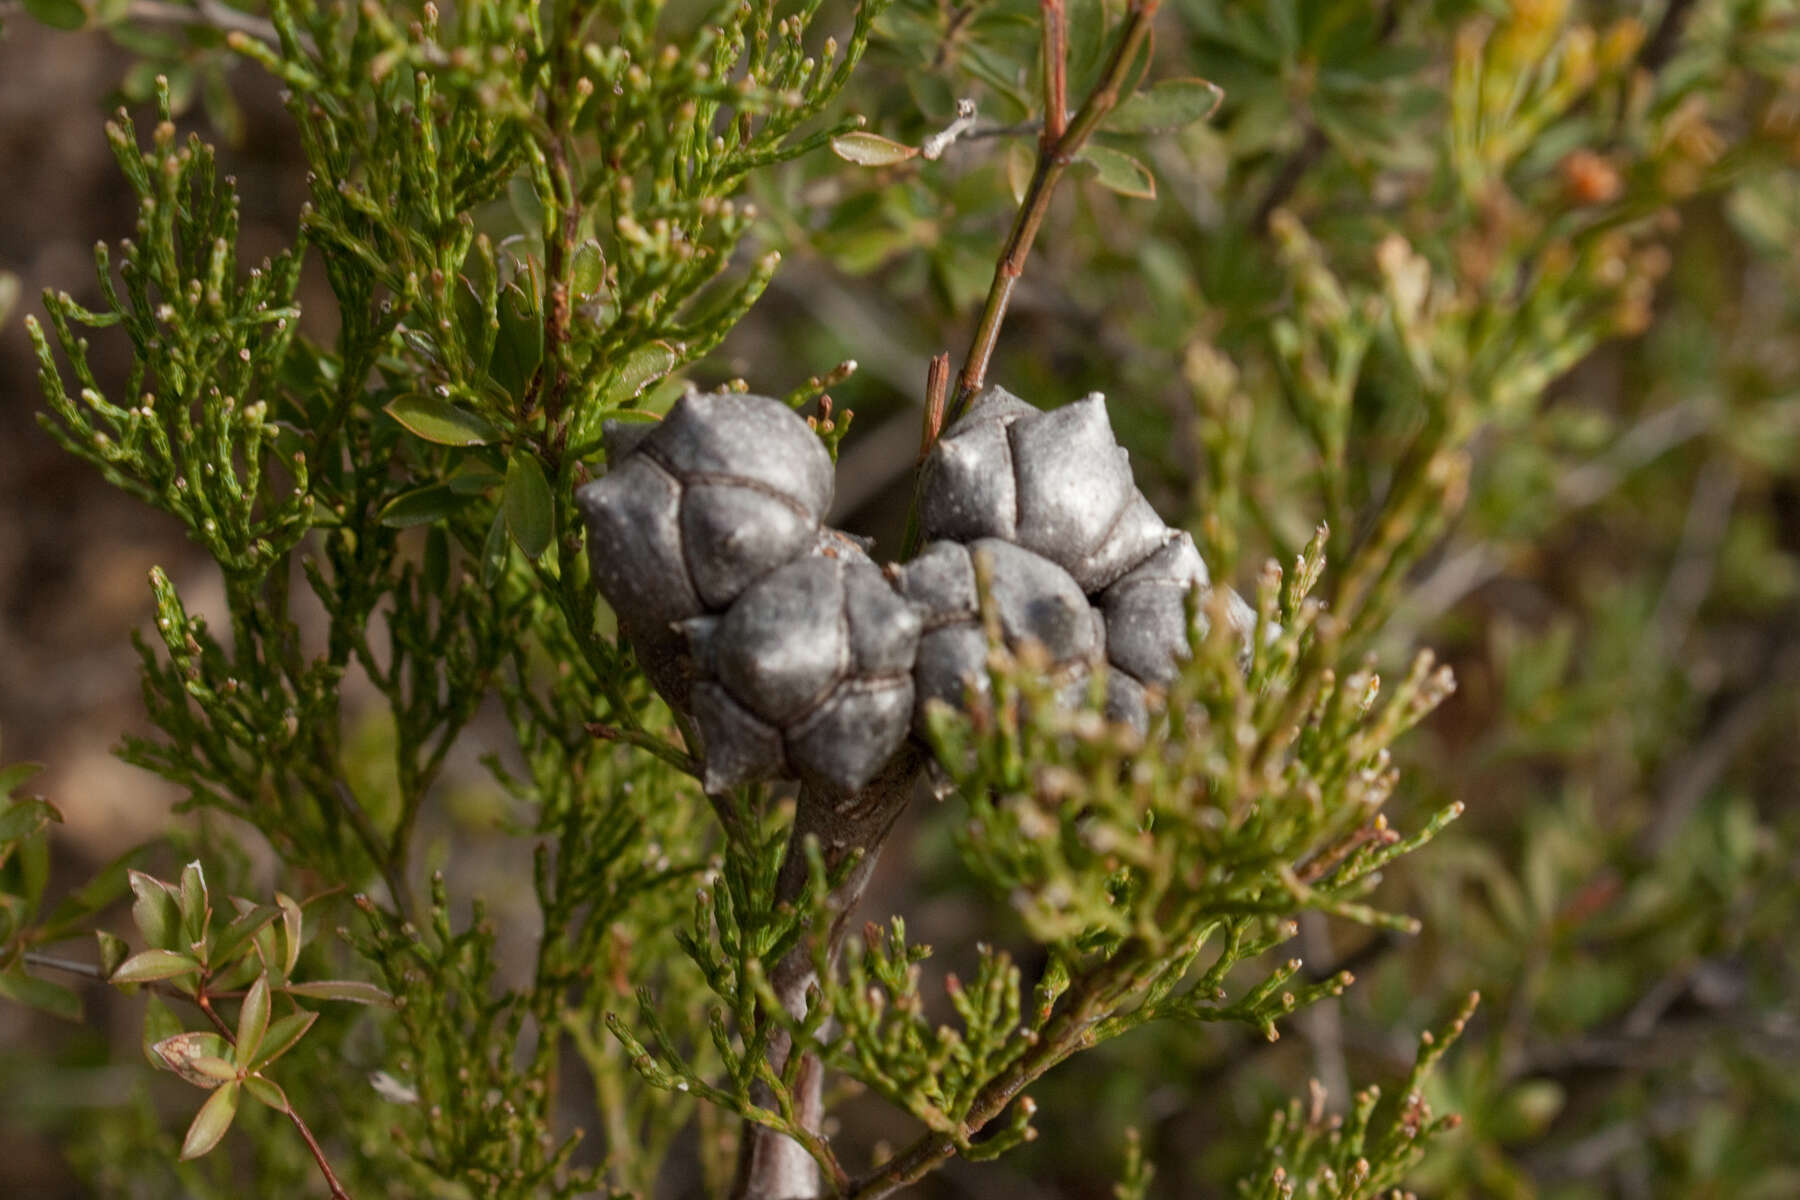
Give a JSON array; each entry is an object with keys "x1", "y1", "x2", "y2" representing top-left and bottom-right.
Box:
[{"x1": 944, "y1": 0, "x2": 1162, "y2": 426}]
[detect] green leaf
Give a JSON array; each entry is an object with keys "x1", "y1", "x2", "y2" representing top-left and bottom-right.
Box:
[
  {"x1": 152, "y1": 1031, "x2": 234, "y2": 1087},
  {"x1": 0, "y1": 760, "x2": 43, "y2": 796},
  {"x1": 378, "y1": 481, "x2": 471, "y2": 528},
  {"x1": 1079, "y1": 145, "x2": 1157, "y2": 198},
  {"x1": 209, "y1": 903, "x2": 279, "y2": 968},
  {"x1": 243, "y1": 1073, "x2": 290, "y2": 1112},
  {"x1": 245, "y1": 1009, "x2": 317, "y2": 1071},
  {"x1": 236, "y1": 975, "x2": 271, "y2": 1060},
  {"x1": 385, "y1": 394, "x2": 502, "y2": 446},
  {"x1": 178, "y1": 861, "x2": 209, "y2": 948},
  {"x1": 0, "y1": 967, "x2": 82, "y2": 1021},
  {"x1": 275, "y1": 892, "x2": 303, "y2": 980},
  {"x1": 571, "y1": 240, "x2": 606, "y2": 297},
  {"x1": 831, "y1": 131, "x2": 919, "y2": 165},
  {"x1": 283, "y1": 978, "x2": 396, "y2": 1006},
  {"x1": 504, "y1": 451, "x2": 553, "y2": 559},
  {"x1": 129, "y1": 870, "x2": 180, "y2": 949},
  {"x1": 0, "y1": 796, "x2": 57, "y2": 843},
  {"x1": 22, "y1": 0, "x2": 87, "y2": 31},
  {"x1": 446, "y1": 464, "x2": 505, "y2": 495},
  {"x1": 1109, "y1": 77, "x2": 1224, "y2": 133},
  {"x1": 39, "y1": 842, "x2": 148, "y2": 940},
  {"x1": 481, "y1": 507, "x2": 510, "y2": 588},
  {"x1": 602, "y1": 341, "x2": 681, "y2": 407},
  {"x1": 0, "y1": 272, "x2": 18, "y2": 328},
  {"x1": 96, "y1": 930, "x2": 130, "y2": 977},
  {"x1": 180, "y1": 1080, "x2": 240, "y2": 1159},
  {"x1": 489, "y1": 282, "x2": 544, "y2": 402},
  {"x1": 141, "y1": 995, "x2": 184, "y2": 1068},
  {"x1": 112, "y1": 948, "x2": 202, "y2": 984}
]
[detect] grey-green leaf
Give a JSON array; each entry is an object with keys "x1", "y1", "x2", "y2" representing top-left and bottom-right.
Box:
[
  {"x1": 1109, "y1": 77, "x2": 1225, "y2": 133},
  {"x1": 0, "y1": 796, "x2": 56, "y2": 843},
  {"x1": 830, "y1": 131, "x2": 919, "y2": 166},
  {"x1": 180, "y1": 1080, "x2": 240, "y2": 1159},
  {"x1": 385, "y1": 395, "x2": 502, "y2": 446},
  {"x1": 283, "y1": 978, "x2": 396, "y2": 1006},
  {"x1": 243, "y1": 1073, "x2": 290, "y2": 1112},
  {"x1": 504, "y1": 450, "x2": 554, "y2": 559},
  {"x1": 378, "y1": 482, "x2": 470, "y2": 528},
  {"x1": 22, "y1": 0, "x2": 87, "y2": 31},
  {"x1": 129, "y1": 870, "x2": 180, "y2": 949},
  {"x1": 236, "y1": 975, "x2": 271, "y2": 1060},
  {"x1": 1080, "y1": 145, "x2": 1157, "y2": 199},
  {"x1": 112, "y1": 948, "x2": 203, "y2": 984},
  {"x1": 0, "y1": 967, "x2": 82, "y2": 1021},
  {"x1": 153, "y1": 1031, "x2": 234, "y2": 1087},
  {"x1": 246, "y1": 1009, "x2": 318, "y2": 1072},
  {"x1": 602, "y1": 341, "x2": 681, "y2": 407}
]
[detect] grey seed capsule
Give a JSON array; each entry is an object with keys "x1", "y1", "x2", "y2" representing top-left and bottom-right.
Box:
[
  {"x1": 972, "y1": 538, "x2": 1101, "y2": 666},
  {"x1": 715, "y1": 556, "x2": 849, "y2": 725},
  {"x1": 814, "y1": 525, "x2": 877, "y2": 560},
  {"x1": 680, "y1": 483, "x2": 816, "y2": 608},
  {"x1": 678, "y1": 615, "x2": 719, "y2": 677},
  {"x1": 691, "y1": 681, "x2": 787, "y2": 793},
  {"x1": 912, "y1": 624, "x2": 992, "y2": 724},
  {"x1": 1223, "y1": 586, "x2": 1262, "y2": 642},
  {"x1": 941, "y1": 384, "x2": 1038, "y2": 437},
  {"x1": 901, "y1": 539, "x2": 1104, "y2": 734},
  {"x1": 893, "y1": 539, "x2": 979, "y2": 624},
  {"x1": 601, "y1": 417, "x2": 655, "y2": 463},
  {"x1": 1103, "y1": 670, "x2": 1150, "y2": 731},
  {"x1": 575, "y1": 454, "x2": 702, "y2": 702},
  {"x1": 642, "y1": 391, "x2": 833, "y2": 523},
  {"x1": 1010, "y1": 394, "x2": 1136, "y2": 580},
  {"x1": 919, "y1": 418, "x2": 1017, "y2": 543},
  {"x1": 843, "y1": 562, "x2": 922, "y2": 674},
  {"x1": 1072, "y1": 489, "x2": 1172, "y2": 595},
  {"x1": 787, "y1": 676, "x2": 915, "y2": 794},
  {"x1": 1101, "y1": 533, "x2": 1209, "y2": 686}
]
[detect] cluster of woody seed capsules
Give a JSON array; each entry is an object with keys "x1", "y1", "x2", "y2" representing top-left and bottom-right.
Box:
[{"x1": 576, "y1": 386, "x2": 1257, "y2": 796}]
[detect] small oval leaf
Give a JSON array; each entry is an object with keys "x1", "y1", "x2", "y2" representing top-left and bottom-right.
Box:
[
  {"x1": 1109, "y1": 77, "x2": 1224, "y2": 133},
  {"x1": 830, "y1": 131, "x2": 919, "y2": 166},
  {"x1": 489, "y1": 281, "x2": 544, "y2": 402},
  {"x1": 129, "y1": 870, "x2": 180, "y2": 950},
  {"x1": 96, "y1": 930, "x2": 131, "y2": 977},
  {"x1": 141, "y1": 996, "x2": 184, "y2": 1068},
  {"x1": 603, "y1": 340, "x2": 681, "y2": 407},
  {"x1": 210, "y1": 903, "x2": 280, "y2": 968},
  {"x1": 1079, "y1": 145, "x2": 1157, "y2": 199},
  {"x1": 0, "y1": 760, "x2": 44, "y2": 796},
  {"x1": 22, "y1": 0, "x2": 88, "y2": 31},
  {"x1": 243, "y1": 1073, "x2": 291, "y2": 1112},
  {"x1": 246, "y1": 1009, "x2": 318, "y2": 1072},
  {"x1": 385, "y1": 395, "x2": 502, "y2": 446},
  {"x1": 153, "y1": 1031, "x2": 234, "y2": 1087},
  {"x1": 236, "y1": 975, "x2": 271, "y2": 1060},
  {"x1": 571, "y1": 240, "x2": 606, "y2": 297},
  {"x1": 275, "y1": 892, "x2": 303, "y2": 980},
  {"x1": 180, "y1": 1081, "x2": 240, "y2": 1159},
  {"x1": 503, "y1": 451, "x2": 554, "y2": 560},
  {"x1": 377, "y1": 482, "x2": 469, "y2": 528},
  {"x1": 0, "y1": 967, "x2": 82, "y2": 1021},
  {"x1": 481, "y1": 507, "x2": 510, "y2": 588},
  {"x1": 283, "y1": 979, "x2": 396, "y2": 1007},
  {"x1": 0, "y1": 796, "x2": 56, "y2": 843},
  {"x1": 112, "y1": 948, "x2": 203, "y2": 984}
]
